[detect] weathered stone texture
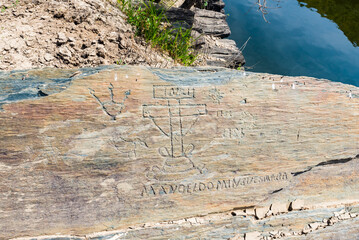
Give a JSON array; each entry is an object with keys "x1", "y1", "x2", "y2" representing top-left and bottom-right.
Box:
[{"x1": 0, "y1": 66, "x2": 358, "y2": 239}]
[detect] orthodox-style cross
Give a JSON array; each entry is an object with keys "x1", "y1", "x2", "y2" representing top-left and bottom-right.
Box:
[{"x1": 143, "y1": 85, "x2": 207, "y2": 159}]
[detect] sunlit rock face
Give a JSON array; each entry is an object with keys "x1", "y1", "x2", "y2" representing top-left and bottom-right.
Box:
[{"x1": 0, "y1": 66, "x2": 358, "y2": 239}]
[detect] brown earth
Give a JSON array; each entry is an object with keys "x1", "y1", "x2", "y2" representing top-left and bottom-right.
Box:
[{"x1": 0, "y1": 0, "x2": 183, "y2": 71}]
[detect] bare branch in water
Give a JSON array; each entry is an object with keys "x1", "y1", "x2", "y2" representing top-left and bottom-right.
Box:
[{"x1": 255, "y1": 0, "x2": 281, "y2": 23}]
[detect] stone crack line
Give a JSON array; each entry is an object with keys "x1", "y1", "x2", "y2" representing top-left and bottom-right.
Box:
[{"x1": 292, "y1": 154, "x2": 359, "y2": 176}]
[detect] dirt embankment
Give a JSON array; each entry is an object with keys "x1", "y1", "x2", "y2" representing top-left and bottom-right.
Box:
[
  {"x1": 0, "y1": 0, "x2": 178, "y2": 71},
  {"x1": 0, "y1": 0, "x2": 244, "y2": 71}
]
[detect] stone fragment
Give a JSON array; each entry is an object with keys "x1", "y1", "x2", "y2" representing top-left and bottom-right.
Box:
[
  {"x1": 82, "y1": 47, "x2": 97, "y2": 58},
  {"x1": 340, "y1": 212, "x2": 351, "y2": 220},
  {"x1": 68, "y1": 37, "x2": 76, "y2": 42},
  {"x1": 57, "y1": 46, "x2": 72, "y2": 59},
  {"x1": 328, "y1": 217, "x2": 339, "y2": 225},
  {"x1": 302, "y1": 226, "x2": 311, "y2": 234},
  {"x1": 335, "y1": 209, "x2": 346, "y2": 217},
  {"x1": 192, "y1": 9, "x2": 231, "y2": 38},
  {"x1": 108, "y1": 32, "x2": 119, "y2": 43},
  {"x1": 209, "y1": 0, "x2": 226, "y2": 12},
  {"x1": 309, "y1": 222, "x2": 320, "y2": 230},
  {"x1": 44, "y1": 53, "x2": 54, "y2": 62},
  {"x1": 186, "y1": 217, "x2": 197, "y2": 225},
  {"x1": 3, "y1": 43, "x2": 10, "y2": 51},
  {"x1": 96, "y1": 45, "x2": 106, "y2": 58},
  {"x1": 165, "y1": 7, "x2": 195, "y2": 27},
  {"x1": 57, "y1": 32, "x2": 68, "y2": 44},
  {"x1": 25, "y1": 39, "x2": 36, "y2": 47},
  {"x1": 265, "y1": 210, "x2": 273, "y2": 217},
  {"x1": 289, "y1": 199, "x2": 304, "y2": 211},
  {"x1": 245, "y1": 208, "x2": 255, "y2": 216},
  {"x1": 205, "y1": 38, "x2": 245, "y2": 68},
  {"x1": 244, "y1": 231, "x2": 261, "y2": 240},
  {"x1": 230, "y1": 234, "x2": 242, "y2": 240},
  {"x1": 9, "y1": 39, "x2": 20, "y2": 50},
  {"x1": 270, "y1": 202, "x2": 289, "y2": 215},
  {"x1": 255, "y1": 206, "x2": 269, "y2": 219}
]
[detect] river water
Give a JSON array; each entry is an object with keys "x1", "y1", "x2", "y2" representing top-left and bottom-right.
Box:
[{"x1": 225, "y1": 0, "x2": 359, "y2": 87}]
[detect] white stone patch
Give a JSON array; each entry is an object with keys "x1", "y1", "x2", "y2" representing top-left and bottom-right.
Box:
[
  {"x1": 100, "y1": 178, "x2": 116, "y2": 187},
  {"x1": 117, "y1": 182, "x2": 134, "y2": 193}
]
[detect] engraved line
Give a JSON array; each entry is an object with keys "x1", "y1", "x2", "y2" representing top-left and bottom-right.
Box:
[
  {"x1": 109, "y1": 83, "x2": 115, "y2": 103},
  {"x1": 183, "y1": 115, "x2": 200, "y2": 137},
  {"x1": 150, "y1": 117, "x2": 170, "y2": 137},
  {"x1": 89, "y1": 88, "x2": 117, "y2": 120},
  {"x1": 168, "y1": 100, "x2": 174, "y2": 157},
  {"x1": 178, "y1": 99, "x2": 184, "y2": 155}
]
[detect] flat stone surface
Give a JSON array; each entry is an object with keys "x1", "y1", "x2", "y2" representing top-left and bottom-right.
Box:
[{"x1": 0, "y1": 66, "x2": 358, "y2": 239}]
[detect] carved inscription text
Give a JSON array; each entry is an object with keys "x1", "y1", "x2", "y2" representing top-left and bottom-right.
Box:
[{"x1": 141, "y1": 172, "x2": 289, "y2": 197}]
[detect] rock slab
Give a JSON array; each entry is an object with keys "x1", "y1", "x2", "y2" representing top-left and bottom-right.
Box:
[{"x1": 0, "y1": 66, "x2": 359, "y2": 239}]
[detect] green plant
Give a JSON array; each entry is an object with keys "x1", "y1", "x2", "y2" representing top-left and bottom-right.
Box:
[
  {"x1": 116, "y1": 59, "x2": 126, "y2": 65},
  {"x1": 203, "y1": 0, "x2": 208, "y2": 8},
  {"x1": 117, "y1": 0, "x2": 197, "y2": 65},
  {"x1": 1, "y1": 1, "x2": 20, "y2": 13}
]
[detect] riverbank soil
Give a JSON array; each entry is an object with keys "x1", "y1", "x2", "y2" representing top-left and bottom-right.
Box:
[
  {"x1": 0, "y1": 0, "x2": 245, "y2": 71},
  {"x1": 0, "y1": 0, "x2": 178, "y2": 70}
]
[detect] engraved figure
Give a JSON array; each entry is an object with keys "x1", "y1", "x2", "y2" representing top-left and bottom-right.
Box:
[
  {"x1": 109, "y1": 132, "x2": 148, "y2": 160},
  {"x1": 25, "y1": 136, "x2": 63, "y2": 166},
  {"x1": 143, "y1": 85, "x2": 207, "y2": 181},
  {"x1": 89, "y1": 83, "x2": 130, "y2": 120},
  {"x1": 237, "y1": 111, "x2": 256, "y2": 129}
]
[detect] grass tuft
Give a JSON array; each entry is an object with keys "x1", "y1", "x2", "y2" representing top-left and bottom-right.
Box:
[{"x1": 117, "y1": 0, "x2": 197, "y2": 66}]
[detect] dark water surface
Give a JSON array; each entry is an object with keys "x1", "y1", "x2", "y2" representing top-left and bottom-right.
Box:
[{"x1": 225, "y1": 0, "x2": 359, "y2": 86}]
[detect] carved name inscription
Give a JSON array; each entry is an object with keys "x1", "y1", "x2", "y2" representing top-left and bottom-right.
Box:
[{"x1": 141, "y1": 172, "x2": 289, "y2": 197}]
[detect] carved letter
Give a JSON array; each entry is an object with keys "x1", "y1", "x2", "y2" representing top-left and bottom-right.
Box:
[
  {"x1": 217, "y1": 180, "x2": 230, "y2": 190},
  {"x1": 159, "y1": 185, "x2": 167, "y2": 195},
  {"x1": 271, "y1": 174, "x2": 276, "y2": 181},
  {"x1": 187, "y1": 183, "x2": 192, "y2": 194},
  {"x1": 207, "y1": 182, "x2": 214, "y2": 190},
  {"x1": 232, "y1": 178, "x2": 240, "y2": 188},
  {"x1": 178, "y1": 184, "x2": 186, "y2": 193},
  {"x1": 169, "y1": 184, "x2": 178, "y2": 194},
  {"x1": 246, "y1": 177, "x2": 254, "y2": 185},
  {"x1": 199, "y1": 182, "x2": 206, "y2": 191},
  {"x1": 149, "y1": 185, "x2": 156, "y2": 196},
  {"x1": 282, "y1": 172, "x2": 288, "y2": 180},
  {"x1": 141, "y1": 185, "x2": 148, "y2": 197},
  {"x1": 192, "y1": 183, "x2": 198, "y2": 192}
]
